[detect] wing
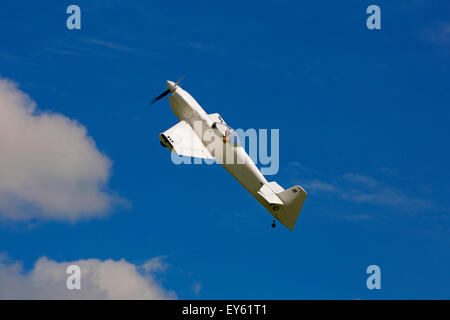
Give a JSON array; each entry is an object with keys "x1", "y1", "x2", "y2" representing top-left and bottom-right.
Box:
[{"x1": 160, "y1": 121, "x2": 213, "y2": 159}]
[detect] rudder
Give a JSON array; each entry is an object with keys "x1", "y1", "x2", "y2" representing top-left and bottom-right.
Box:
[{"x1": 275, "y1": 185, "x2": 307, "y2": 230}]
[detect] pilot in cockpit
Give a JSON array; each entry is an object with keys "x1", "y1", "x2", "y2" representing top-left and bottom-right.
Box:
[
  {"x1": 223, "y1": 128, "x2": 231, "y2": 144},
  {"x1": 213, "y1": 122, "x2": 240, "y2": 146}
]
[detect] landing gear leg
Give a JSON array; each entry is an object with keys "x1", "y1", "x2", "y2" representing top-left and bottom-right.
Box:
[{"x1": 271, "y1": 219, "x2": 276, "y2": 228}]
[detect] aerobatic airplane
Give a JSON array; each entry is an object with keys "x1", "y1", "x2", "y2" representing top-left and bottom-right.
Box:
[{"x1": 151, "y1": 79, "x2": 307, "y2": 230}]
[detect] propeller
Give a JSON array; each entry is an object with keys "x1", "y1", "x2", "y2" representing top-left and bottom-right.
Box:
[
  {"x1": 174, "y1": 76, "x2": 184, "y2": 86},
  {"x1": 150, "y1": 76, "x2": 184, "y2": 105},
  {"x1": 150, "y1": 88, "x2": 170, "y2": 105}
]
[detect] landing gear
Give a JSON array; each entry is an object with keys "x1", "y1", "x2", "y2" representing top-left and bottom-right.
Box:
[{"x1": 271, "y1": 219, "x2": 276, "y2": 228}]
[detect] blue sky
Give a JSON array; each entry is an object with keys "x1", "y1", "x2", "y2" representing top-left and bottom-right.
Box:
[{"x1": 0, "y1": 0, "x2": 449, "y2": 299}]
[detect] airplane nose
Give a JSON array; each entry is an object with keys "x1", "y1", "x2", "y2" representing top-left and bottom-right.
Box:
[{"x1": 166, "y1": 80, "x2": 176, "y2": 91}]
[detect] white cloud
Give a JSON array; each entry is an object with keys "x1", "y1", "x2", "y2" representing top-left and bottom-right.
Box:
[
  {"x1": 0, "y1": 77, "x2": 125, "y2": 221},
  {"x1": 80, "y1": 38, "x2": 149, "y2": 55},
  {"x1": 193, "y1": 282, "x2": 202, "y2": 295},
  {"x1": 339, "y1": 173, "x2": 432, "y2": 212},
  {"x1": 302, "y1": 179, "x2": 336, "y2": 193},
  {"x1": 0, "y1": 255, "x2": 176, "y2": 299},
  {"x1": 142, "y1": 256, "x2": 168, "y2": 273},
  {"x1": 291, "y1": 163, "x2": 433, "y2": 213},
  {"x1": 325, "y1": 212, "x2": 374, "y2": 222},
  {"x1": 340, "y1": 185, "x2": 431, "y2": 212},
  {"x1": 181, "y1": 41, "x2": 226, "y2": 55},
  {"x1": 423, "y1": 22, "x2": 450, "y2": 47},
  {"x1": 342, "y1": 173, "x2": 378, "y2": 188}
]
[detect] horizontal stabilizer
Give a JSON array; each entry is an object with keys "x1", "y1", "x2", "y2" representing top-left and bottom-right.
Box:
[
  {"x1": 268, "y1": 181, "x2": 285, "y2": 193},
  {"x1": 258, "y1": 184, "x2": 283, "y2": 205}
]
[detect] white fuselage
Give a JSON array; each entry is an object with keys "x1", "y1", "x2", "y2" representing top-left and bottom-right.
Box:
[{"x1": 167, "y1": 83, "x2": 271, "y2": 202}]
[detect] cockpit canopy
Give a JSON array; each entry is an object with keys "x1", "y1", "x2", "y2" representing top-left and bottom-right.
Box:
[
  {"x1": 213, "y1": 122, "x2": 241, "y2": 147},
  {"x1": 225, "y1": 128, "x2": 241, "y2": 147}
]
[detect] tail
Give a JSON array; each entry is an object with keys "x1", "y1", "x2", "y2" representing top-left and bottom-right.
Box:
[{"x1": 266, "y1": 182, "x2": 307, "y2": 230}]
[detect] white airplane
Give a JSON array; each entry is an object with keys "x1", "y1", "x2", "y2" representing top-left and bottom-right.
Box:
[{"x1": 151, "y1": 80, "x2": 307, "y2": 230}]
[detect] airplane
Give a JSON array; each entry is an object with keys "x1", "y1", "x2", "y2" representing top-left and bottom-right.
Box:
[{"x1": 151, "y1": 79, "x2": 307, "y2": 230}]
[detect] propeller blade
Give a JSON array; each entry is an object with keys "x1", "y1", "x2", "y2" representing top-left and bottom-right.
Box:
[
  {"x1": 175, "y1": 75, "x2": 184, "y2": 87},
  {"x1": 150, "y1": 89, "x2": 171, "y2": 105}
]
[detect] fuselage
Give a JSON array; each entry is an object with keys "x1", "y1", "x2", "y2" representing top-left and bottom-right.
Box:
[{"x1": 166, "y1": 81, "x2": 270, "y2": 201}]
